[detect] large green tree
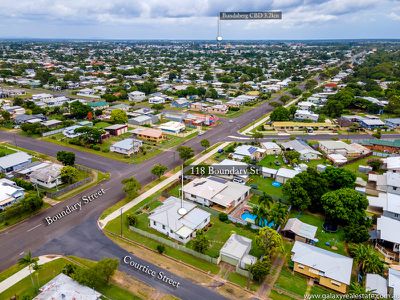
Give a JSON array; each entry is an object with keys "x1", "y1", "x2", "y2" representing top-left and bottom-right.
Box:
[
  {"x1": 322, "y1": 167, "x2": 356, "y2": 190},
  {"x1": 57, "y1": 151, "x2": 75, "y2": 166},
  {"x1": 255, "y1": 227, "x2": 284, "y2": 258},
  {"x1": 177, "y1": 146, "x2": 194, "y2": 162},
  {"x1": 320, "y1": 188, "x2": 369, "y2": 225},
  {"x1": 270, "y1": 106, "x2": 290, "y2": 121},
  {"x1": 110, "y1": 109, "x2": 128, "y2": 124},
  {"x1": 349, "y1": 244, "x2": 384, "y2": 274}
]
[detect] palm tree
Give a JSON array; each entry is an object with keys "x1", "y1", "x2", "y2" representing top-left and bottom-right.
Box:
[
  {"x1": 258, "y1": 192, "x2": 273, "y2": 208},
  {"x1": 349, "y1": 244, "x2": 384, "y2": 274},
  {"x1": 268, "y1": 202, "x2": 288, "y2": 227},
  {"x1": 252, "y1": 204, "x2": 267, "y2": 227},
  {"x1": 18, "y1": 251, "x2": 38, "y2": 289}
]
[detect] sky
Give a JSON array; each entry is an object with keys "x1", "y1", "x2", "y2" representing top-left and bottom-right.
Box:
[{"x1": 0, "y1": 0, "x2": 400, "y2": 40}]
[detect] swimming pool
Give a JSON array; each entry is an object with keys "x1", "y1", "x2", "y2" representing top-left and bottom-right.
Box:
[
  {"x1": 272, "y1": 181, "x2": 282, "y2": 187},
  {"x1": 241, "y1": 210, "x2": 275, "y2": 228}
]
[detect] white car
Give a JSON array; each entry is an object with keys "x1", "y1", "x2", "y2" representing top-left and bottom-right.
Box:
[
  {"x1": 228, "y1": 119, "x2": 234, "y2": 123},
  {"x1": 198, "y1": 131, "x2": 204, "y2": 136}
]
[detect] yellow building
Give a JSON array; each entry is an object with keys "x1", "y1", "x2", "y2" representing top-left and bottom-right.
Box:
[
  {"x1": 291, "y1": 241, "x2": 353, "y2": 294},
  {"x1": 271, "y1": 122, "x2": 339, "y2": 132}
]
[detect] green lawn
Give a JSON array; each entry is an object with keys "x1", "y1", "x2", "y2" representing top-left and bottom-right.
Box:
[
  {"x1": 274, "y1": 267, "x2": 308, "y2": 297},
  {"x1": 0, "y1": 258, "x2": 68, "y2": 300},
  {"x1": 0, "y1": 145, "x2": 16, "y2": 156},
  {"x1": 289, "y1": 210, "x2": 348, "y2": 256},
  {"x1": 270, "y1": 289, "x2": 297, "y2": 300},
  {"x1": 0, "y1": 257, "x2": 142, "y2": 300},
  {"x1": 247, "y1": 176, "x2": 283, "y2": 200},
  {"x1": 42, "y1": 130, "x2": 197, "y2": 164},
  {"x1": 0, "y1": 203, "x2": 51, "y2": 231},
  {"x1": 258, "y1": 155, "x2": 286, "y2": 169},
  {"x1": 342, "y1": 155, "x2": 382, "y2": 181},
  {"x1": 310, "y1": 284, "x2": 336, "y2": 295},
  {"x1": 187, "y1": 215, "x2": 263, "y2": 258},
  {"x1": 227, "y1": 272, "x2": 259, "y2": 291}
]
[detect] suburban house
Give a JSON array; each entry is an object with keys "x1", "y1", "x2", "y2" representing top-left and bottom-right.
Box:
[
  {"x1": 148, "y1": 196, "x2": 211, "y2": 244},
  {"x1": 158, "y1": 121, "x2": 186, "y2": 134},
  {"x1": 291, "y1": 241, "x2": 353, "y2": 293},
  {"x1": 29, "y1": 163, "x2": 63, "y2": 189},
  {"x1": 212, "y1": 159, "x2": 249, "y2": 183},
  {"x1": 359, "y1": 118, "x2": 386, "y2": 130},
  {"x1": 3, "y1": 106, "x2": 26, "y2": 118},
  {"x1": 361, "y1": 139, "x2": 400, "y2": 154},
  {"x1": 385, "y1": 118, "x2": 400, "y2": 129},
  {"x1": 207, "y1": 104, "x2": 228, "y2": 114},
  {"x1": 110, "y1": 138, "x2": 143, "y2": 156},
  {"x1": 15, "y1": 114, "x2": 46, "y2": 125},
  {"x1": 88, "y1": 101, "x2": 109, "y2": 110},
  {"x1": 367, "y1": 172, "x2": 400, "y2": 196},
  {"x1": 231, "y1": 145, "x2": 266, "y2": 161},
  {"x1": 132, "y1": 128, "x2": 165, "y2": 143},
  {"x1": 280, "y1": 140, "x2": 321, "y2": 161},
  {"x1": 0, "y1": 152, "x2": 33, "y2": 173},
  {"x1": 220, "y1": 234, "x2": 257, "y2": 270},
  {"x1": 389, "y1": 268, "x2": 400, "y2": 299},
  {"x1": 282, "y1": 218, "x2": 318, "y2": 243},
  {"x1": 171, "y1": 98, "x2": 190, "y2": 108},
  {"x1": 128, "y1": 114, "x2": 159, "y2": 126},
  {"x1": 368, "y1": 191, "x2": 400, "y2": 261},
  {"x1": 318, "y1": 141, "x2": 371, "y2": 158},
  {"x1": 33, "y1": 273, "x2": 102, "y2": 300},
  {"x1": 260, "y1": 142, "x2": 282, "y2": 155},
  {"x1": 271, "y1": 122, "x2": 338, "y2": 133},
  {"x1": 148, "y1": 96, "x2": 165, "y2": 104},
  {"x1": 275, "y1": 168, "x2": 301, "y2": 184},
  {"x1": 42, "y1": 119, "x2": 62, "y2": 128},
  {"x1": 63, "y1": 125, "x2": 83, "y2": 138},
  {"x1": 128, "y1": 91, "x2": 146, "y2": 102},
  {"x1": 183, "y1": 176, "x2": 250, "y2": 211},
  {"x1": 365, "y1": 274, "x2": 387, "y2": 298},
  {"x1": 0, "y1": 178, "x2": 25, "y2": 210},
  {"x1": 384, "y1": 156, "x2": 400, "y2": 173},
  {"x1": 294, "y1": 110, "x2": 319, "y2": 122},
  {"x1": 104, "y1": 124, "x2": 128, "y2": 136}
]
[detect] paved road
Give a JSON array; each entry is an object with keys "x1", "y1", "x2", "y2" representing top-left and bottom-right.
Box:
[{"x1": 2, "y1": 73, "x2": 399, "y2": 298}]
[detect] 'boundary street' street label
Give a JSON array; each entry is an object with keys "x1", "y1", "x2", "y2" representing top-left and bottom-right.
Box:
[{"x1": 44, "y1": 189, "x2": 106, "y2": 225}]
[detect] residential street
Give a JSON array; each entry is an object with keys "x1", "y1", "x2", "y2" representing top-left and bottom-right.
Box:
[{"x1": 1, "y1": 92, "x2": 400, "y2": 299}]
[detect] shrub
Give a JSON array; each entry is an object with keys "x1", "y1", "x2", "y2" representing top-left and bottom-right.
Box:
[
  {"x1": 156, "y1": 245, "x2": 165, "y2": 254},
  {"x1": 127, "y1": 214, "x2": 137, "y2": 227},
  {"x1": 218, "y1": 213, "x2": 228, "y2": 222}
]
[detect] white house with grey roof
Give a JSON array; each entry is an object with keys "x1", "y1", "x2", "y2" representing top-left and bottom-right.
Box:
[
  {"x1": 280, "y1": 140, "x2": 321, "y2": 161},
  {"x1": 110, "y1": 138, "x2": 143, "y2": 156},
  {"x1": 183, "y1": 176, "x2": 250, "y2": 210},
  {"x1": 29, "y1": 163, "x2": 63, "y2": 189},
  {"x1": 231, "y1": 145, "x2": 266, "y2": 161},
  {"x1": 0, "y1": 152, "x2": 32, "y2": 173},
  {"x1": 0, "y1": 178, "x2": 25, "y2": 210},
  {"x1": 291, "y1": 241, "x2": 353, "y2": 293},
  {"x1": 148, "y1": 196, "x2": 210, "y2": 244}
]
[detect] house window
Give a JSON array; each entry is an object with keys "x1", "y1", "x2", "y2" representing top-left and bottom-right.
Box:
[
  {"x1": 395, "y1": 214, "x2": 399, "y2": 218},
  {"x1": 153, "y1": 221, "x2": 156, "y2": 226},
  {"x1": 170, "y1": 229, "x2": 173, "y2": 233},
  {"x1": 162, "y1": 225, "x2": 165, "y2": 230},
  {"x1": 330, "y1": 280, "x2": 341, "y2": 287},
  {"x1": 297, "y1": 264, "x2": 304, "y2": 269}
]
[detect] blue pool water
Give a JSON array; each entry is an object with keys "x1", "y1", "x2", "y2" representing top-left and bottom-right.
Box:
[
  {"x1": 241, "y1": 210, "x2": 275, "y2": 228},
  {"x1": 272, "y1": 181, "x2": 282, "y2": 187}
]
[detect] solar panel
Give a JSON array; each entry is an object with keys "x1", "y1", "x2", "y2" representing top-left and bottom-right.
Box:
[{"x1": 248, "y1": 146, "x2": 257, "y2": 154}]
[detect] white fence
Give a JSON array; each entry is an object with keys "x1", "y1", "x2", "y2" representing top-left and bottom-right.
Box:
[{"x1": 129, "y1": 226, "x2": 221, "y2": 264}]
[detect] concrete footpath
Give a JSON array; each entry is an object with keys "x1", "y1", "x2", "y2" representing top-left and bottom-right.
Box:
[
  {"x1": 0, "y1": 255, "x2": 61, "y2": 293},
  {"x1": 99, "y1": 142, "x2": 230, "y2": 229}
]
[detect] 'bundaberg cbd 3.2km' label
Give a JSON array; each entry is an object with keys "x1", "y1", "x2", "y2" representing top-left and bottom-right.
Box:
[{"x1": 44, "y1": 189, "x2": 106, "y2": 225}]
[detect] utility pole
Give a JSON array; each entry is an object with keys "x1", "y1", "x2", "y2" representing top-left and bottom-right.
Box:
[{"x1": 120, "y1": 207, "x2": 123, "y2": 237}]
